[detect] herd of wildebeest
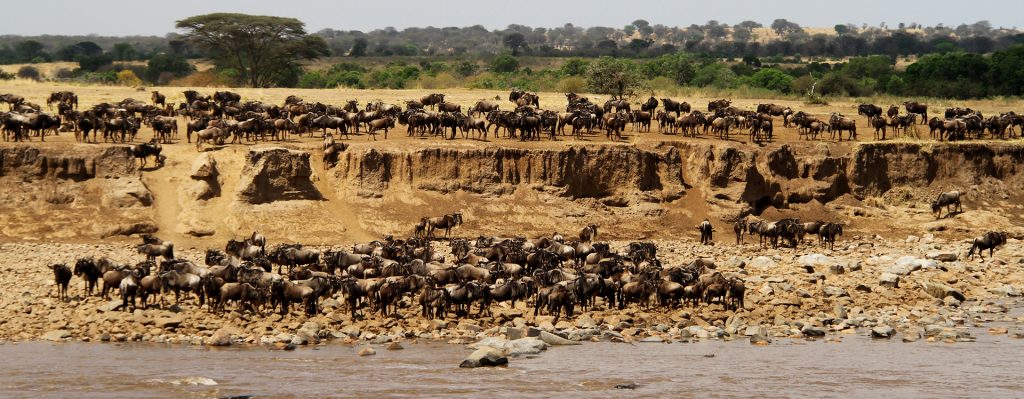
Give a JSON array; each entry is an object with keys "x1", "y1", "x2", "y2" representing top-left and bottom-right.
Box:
[
  {"x1": 45, "y1": 199, "x2": 1008, "y2": 325},
  {"x1": 2, "y1": 88, "x2": 1023, "y2": 168}
]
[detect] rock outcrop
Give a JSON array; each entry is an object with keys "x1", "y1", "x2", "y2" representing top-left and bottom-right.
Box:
[{"x1": 237, "y1": 148, "x2": 321, "y2": 204}]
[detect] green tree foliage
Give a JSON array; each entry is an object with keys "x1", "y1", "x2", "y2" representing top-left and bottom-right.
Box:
[
  {"x1": 78, "y1": 53, "x2": 114, "y2": 72},
  {"x1": 503, "y1": 33, "x2": 526, "y2": 56},
  {"x1": 15, "y1": 40, "x2": 47, "y2": 62},
  {"x1": 145, "y1": 53, "x2": 195, "y2": 83},
  {"x1": 742, "y1": 68, "x2": 793, "y2": 93},
  {"x1": 491, "y1": 54, "x2": 519, "y2": 73},
  {"x1": 350, "y1": 38, "x2": 368, "y2": 57},
  {"x1": 585, "y1": 56, "x2": 648, "y2": 98},
  {"x1": 640, "y1": 53, "x2": 696, "y2": 84},
  {"x1": 176, "y1": 13, "x2": 329, "y2": 87},
  {"x1": 692, "y1": 63, "x2": 737, "y2": 88},
  {"x1": 112, "y1": 43, "x2": 136, "y2": 61},
  {"x1": 560, "y1": 58, "x2": 589, "y2": 76}
]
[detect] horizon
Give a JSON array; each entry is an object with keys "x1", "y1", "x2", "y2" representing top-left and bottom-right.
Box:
[{"x1": 0, "y1": 0, "x2": 1020, "y2": 37}]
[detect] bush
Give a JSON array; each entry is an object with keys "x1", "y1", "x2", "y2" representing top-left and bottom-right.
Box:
[
  {"x1": 0, "y1": 71, "x2": 15, "y2": 80},
  {"x1": 78, "y1": 53, "x2": 114, "y2": 72},
  {"x1": 116, "y1": 70, "x2": 142, "y2": 86},
  {"x1": 560, "y1": 58, "x2": 590, "y2": 76},
  {"x1": 692, "y1": 63, "x2": 737, "y2": 88},
  {"x1": 556, "y1": 76, "x2": 587, "y2": 93},
  {"x1": 145, "y1": 53, "x2": 195, "y2": 84},
  {"x1": 490, "y1": 54, "x2": 519, "y2": 73},
  {"x1": 742, "y1": 68, "x2": 794, "y2": 93},
  {"x1": 16, "y1": 65, "x2": 41, "y2": 81}
]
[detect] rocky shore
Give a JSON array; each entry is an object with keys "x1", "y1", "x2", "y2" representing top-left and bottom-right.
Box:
[{"x1": 3, "y1": 233, "x2": 1022, "y2": 362}]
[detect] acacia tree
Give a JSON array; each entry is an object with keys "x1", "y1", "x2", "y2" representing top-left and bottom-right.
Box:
[
  {"x1": 176, "y1": 13, "x2": 328, "y2": 87},
  {"x1": 585, "y1": 56, "x2": 648, "y2": 99}
]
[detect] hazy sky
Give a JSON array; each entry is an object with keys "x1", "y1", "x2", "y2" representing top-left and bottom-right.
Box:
[{"x1": 2, "y1": 0, "x2": 1019, "y2": 36}]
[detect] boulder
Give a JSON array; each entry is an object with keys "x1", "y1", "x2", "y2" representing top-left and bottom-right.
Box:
[
  {"x1": 723, "y1": 256, "x2": 747, "y2": 269},
  {"x1": 459, "y1": 347, "x2": 508, "y2": 368},
  {"x1": 749, "y1": 333, "x2": 772, "y2": 345},
  {"x1": 207, "y1": 328, "x2": 233, "y2": 346},
  {"x1": 505, "y1": 338, "x2": 547, "y2": 356},
  {"x1": 879, "y1": 273, "x2": 901, "y2": 288},
  {"x1": 155, "y1": 315, "x2": 185, "y2": 328},
  {"x1": 358, "y1": 346, "x2": 376, "y2": 356},
  {"x1": 101, "y1": 179, "x2": 153, "y2": 208},
  {"x1": 236, "y1": 148, "x2": 321, "y2": 204},
  {"x1": 920, "y1": 281, "x2": 966, "y2": 301},
  {"x1": 190, "y1": 153, "x2": 218, "y2": 178},
  {"x1": 989, "y1": 285, "x2": 1021, "y2": 297},
  {"x1": 823, "y1": 286, "x2": 849, "y2": 297},
  {"x1": 801, "y1": 325, "x2": 826, "y2": 337},
  {"x1": 748, "y1": 256, "x2": 778, "y2": 269},
  {"x1": 40, "y1": 329, "x2": 70, "y2": 341},
  {"x1": 871, "y1": 326, "x2": 895, "y2": 339},
  {"x1": 798, "y1": 254, "x2": 834, "y2": 267},
  {"x1": 538, "y1": 331, "x2": 580, "y2": 346},
  {"x1": 926, "y1": 252, "x2": 958, "y2": 262}
]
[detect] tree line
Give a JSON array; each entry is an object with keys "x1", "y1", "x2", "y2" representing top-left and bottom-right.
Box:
[{"x1": 2, "y1": 14, "x2": 1024, "y2": 100}]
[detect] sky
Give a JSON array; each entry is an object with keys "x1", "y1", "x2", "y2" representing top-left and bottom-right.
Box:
[{"x1": 2, "y1": 0, "x2": 1020, "y2": 36}]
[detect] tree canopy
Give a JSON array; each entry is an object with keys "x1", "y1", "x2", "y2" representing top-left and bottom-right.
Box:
[
  {"x1": 586, "y1": 56, "x2": 648, "y2": 99},
  {"x1": 176, "y1": 13, "x2": 328, "y2": 87}
]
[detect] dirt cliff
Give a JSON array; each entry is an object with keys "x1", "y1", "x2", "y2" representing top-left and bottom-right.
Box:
[{"x1": 1, "y1": 140, "x2": 1021, "y2": 244}]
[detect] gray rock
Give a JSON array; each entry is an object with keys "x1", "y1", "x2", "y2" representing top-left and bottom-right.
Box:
[
  {"x1": 97, "y1": 300, "x2": 122, "y2": 313},
  {"x1": 921, "y1": 281, "x2": 966, "y2": 301},
  {"x1": 155, "y1": 315, "x2": 185, "y2": 328},
  {"x1": 505, "y1": 338, "x2": 547, "y2": 356},
  {"x1": 834, "y1": 303, "x2": 848, "y2": 320},
  {"x1": 459, "y1": 347, "x2": 508, "y2": 368},
  {"x1": 40, "y1": 329, "x2": 70, "y2": 341},
  {"x1": 206, "y1": 328, "x2": 233, "y2": 346},
  {"x1": 743, "y1": 326, "x2": 768, "y2": 337},
  {"x1": 828, "y1": 264, "x2": 846, "y2": 275},
  {"x1": 846, "y1": 261, "x2": 863, "y2": 272},
  {"x1": 879, "y1": 273, "x2": 901, "y2": 288},
  {"x1": 749, "y1": 256, "x2": 777, "y2": 269},
  {"x1": 902, "y1": 331, "x2": 921, "y2": 342},
  {"x1": 749, "y1": 333, "x2": 772, "y2": 345},
  {"x1": 871, "y1": 326, "x2": 895, "y2": 338},
  {"x1": 539, "y1": 331, "x2": 579, "y2": 346},
  {"x1": 723, "y1": 256, "x2": 747, "y2": 269},
  {"x1": 358, "y1": 346, "x2": 376, "y2": 356},
  {"x1": 989, "y1": 285, "x2": 1021, "y2": 297},
  {"x1": 926, "y1": 252, "x2": 958, "y2": 262},
  {"x1": 801, "y1": 325, "x2": 826, "y2": 337},
  {"x1": 504, "y1": 327, "x2": 525, "y2": 340},
  {"x1": 823, "y1": 286, "x2": 849, "y2": 297}
]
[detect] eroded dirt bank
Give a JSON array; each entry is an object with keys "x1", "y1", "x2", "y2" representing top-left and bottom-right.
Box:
[{"x1": 1, "y1": 141, "x2": 1021, "y2": 246}]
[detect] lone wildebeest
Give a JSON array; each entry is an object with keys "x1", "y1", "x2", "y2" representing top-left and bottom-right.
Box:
[
  {"x1": 698, "y1": 219, "x2": 713, "y2": 245},
  {"x1": 931, "y1": 190, "x2": 962, "y2": 219},
  {"x1": 579, "y1": 224, "x2": 598, "y2": 242},
  {"x1": 50, "y1": 263, "x2": 73, "y2": 301},
  {"x1": 733, "y1": 219, "x2": 747, "y2": 245},
  {"x1": 819, "y1": 223, "x2": 844, "y2": 250},
  {"x1": 967, "y1": 231, "x2": 1007, "y2": 260},
  {"x1": 427, "y1": 213, "x2": 463, "y2": 239}
]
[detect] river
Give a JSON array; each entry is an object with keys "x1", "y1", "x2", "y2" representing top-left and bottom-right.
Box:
[{"x1": 2, "y1": 331, "x2": 1023, "y2": 399}]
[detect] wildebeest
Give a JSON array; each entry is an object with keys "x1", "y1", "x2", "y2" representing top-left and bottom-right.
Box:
[
  {"x1": 931, "y1": 191, "x2": 962, "y2": 219},
  {"x1": 50, "y1": 263, "x2": 73, "y2": 301},
  {"x1": 904, "y1": 101, "x2": 928, "y2": 122},
  {"x1": 819, "y1": 223, "x2": 843, "y2": 250},
  {"x1": 226, "y1": 239, "x2": 264, "y2": 260},
  {"x1": 426, "y1": 213, "x2": 463, "y2": 238},
  {"x1": 137, "y1": 241, "x2": 174, "y2": 260},
  {"x1": 698, "y1": 219, "x2": 713, "y2": 245},
  {"x1": 857, "y1": 104, "x2": 882, "y2": 118},
  {"x1": 579, "y1": 224, "x2": 598, "y2": 242},
  {"x1": 967, "y1": 231, "x2": 1007, "y2": 259},
  {"x1": 131, "y1": 140, "x2": 165, "y2": 169},
  {"x1": 733, "y1": 219, "x2": 747, "y2": 245}
]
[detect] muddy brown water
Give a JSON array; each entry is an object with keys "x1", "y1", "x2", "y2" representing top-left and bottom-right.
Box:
[{"x1": 2, "y1": 333, "x2": 1023, "y2": 399}]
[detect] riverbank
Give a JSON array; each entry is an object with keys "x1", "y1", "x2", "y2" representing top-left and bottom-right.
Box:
[{"x1": 4, "y1": 235, "x2": 1022, "y2": 347}]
